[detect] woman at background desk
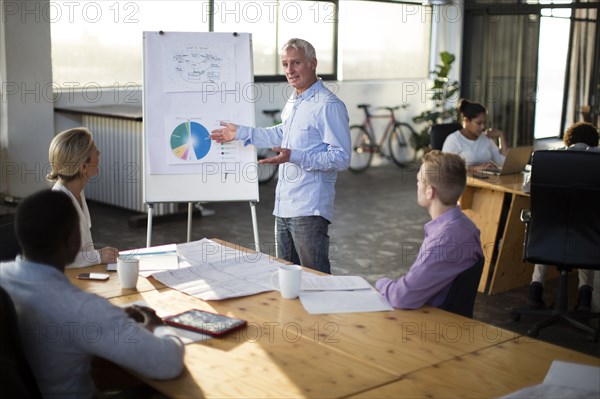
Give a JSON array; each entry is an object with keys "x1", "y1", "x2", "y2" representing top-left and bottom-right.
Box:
[
  {"x1": 47, "y1": 128, "x2": 118, "y2": 268},
  {"x1": 442, "y1": 99, "x2": 509, "y2": 172}
]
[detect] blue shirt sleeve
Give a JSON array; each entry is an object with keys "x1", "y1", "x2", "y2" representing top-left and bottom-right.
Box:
[{"x1": 237, "y1": 125, "x2": 284, "y2": 149}]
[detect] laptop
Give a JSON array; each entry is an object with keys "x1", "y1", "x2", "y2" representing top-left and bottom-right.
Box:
[{"x1": 480, "y1": 146, "x2": 533, "y2": 176}]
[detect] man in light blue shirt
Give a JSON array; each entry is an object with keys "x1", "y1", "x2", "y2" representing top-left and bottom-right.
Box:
[{"x1": 211, "y1": 38, "x2": 351, "y2": 273}]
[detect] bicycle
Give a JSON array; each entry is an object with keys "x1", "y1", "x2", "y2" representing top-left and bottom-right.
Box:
[
  {"x1": 349, "y1": 104, "x2": 417, "y2": 172},
  {"x1": 256, "y1": 109, "x2": 280, "y2": 184}
]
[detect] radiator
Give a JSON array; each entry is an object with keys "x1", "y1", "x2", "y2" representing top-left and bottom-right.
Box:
[{"x1": 83, "y1": 115, "x2": 177, "y2": 216}]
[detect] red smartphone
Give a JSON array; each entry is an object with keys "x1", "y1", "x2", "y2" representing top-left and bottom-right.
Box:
[
  {"x1": 77, "y1": 273, "x2": 110, "y2": 281},
  {"x1": 163, "y1": 309, "x2": 247, "y2": 337}
]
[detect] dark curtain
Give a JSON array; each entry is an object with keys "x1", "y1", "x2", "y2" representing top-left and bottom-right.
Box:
[
  {"x1": 461, "y1": 3, "x2": 540, "y2": 146},
  {"x1": 563, "y1": 6, "x2": 598, "y2": 131}
]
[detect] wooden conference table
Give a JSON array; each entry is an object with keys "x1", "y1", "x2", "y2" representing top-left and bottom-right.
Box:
[
  {"x1": 460, "y1": 173, "x2": 549, "y2": 294},
  {"x1": 67, "y1": 241, "x2": 598, "y2": 398}
]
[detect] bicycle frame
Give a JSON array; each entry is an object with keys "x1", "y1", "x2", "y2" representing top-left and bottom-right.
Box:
[
  {"x1": 349, "y1": 104, "x2": 417, "y2": 172},
  {"x1": 359, "y1": 107, "x2": 398, "y2": 153}
]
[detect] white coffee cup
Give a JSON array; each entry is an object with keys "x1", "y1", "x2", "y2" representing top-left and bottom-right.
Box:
[
  {"x1": 117, "y1": 257, "x2": 139, "y2": 289},
  {"x1": 271, "y1": 264, "x2": 302, "y2": 299}
]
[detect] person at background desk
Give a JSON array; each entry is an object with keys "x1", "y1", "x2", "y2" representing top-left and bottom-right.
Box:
[
  {"x1": 376, "y1": 151, "x2": 484, "y2": 309},
  {"x1": 526, "y1": 122, "x2": 599, "y2": 311},
  {"x1": 442, "y1": 99, "x2": 509, "y2": 172},
  {"x1": 47, "y1": 127, "x2": 118, "y2": 267},
  {"x1": 0, "y1": 190, "x2": 184, "y2": 398},
  {"x1": 211, "y1": 38, "x2": 351, "y2": 274}
]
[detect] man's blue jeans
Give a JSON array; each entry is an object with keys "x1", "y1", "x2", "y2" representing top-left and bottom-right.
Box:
[{"x1": 275, "y1": 216, "x2": 331, "y2": 274}]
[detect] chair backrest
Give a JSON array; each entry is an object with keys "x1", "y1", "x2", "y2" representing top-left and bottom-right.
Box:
[
  {"x1": 0, "y1": 286, "x2": 43, "y2": 399},
  {"x1": 0, "y1": 222, "x2": 21, "y2": 262},
  {"x1": 441, "y1": 257, "x2": 484, "y2": 318},
  {"x1": 430, "y1": 123, "x2": 462, "y2": 151},
  {"x1": 524, "y1": 150, "x2": 600, "y2": 269}
]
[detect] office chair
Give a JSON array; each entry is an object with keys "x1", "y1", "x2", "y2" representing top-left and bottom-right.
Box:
[
  {"x1": 441, "y1": 257, "x2": 484, "y2": 318},
  {"x1": 0, "y1": 222, "x2": 21, "y2": 262},
  {"x1": 0, "y1": 287, "x2": 43, "y2": 398},
  {"x1": 511, "y1": 150, "x2": 600, "y2": 342},
  {"x1": 430, "y1": 123, "x2": 462, "y2": 151}
]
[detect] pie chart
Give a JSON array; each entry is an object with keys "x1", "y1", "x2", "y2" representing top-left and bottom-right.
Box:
[{"x1": 170, "y1": 121, "x2": 211, "y2": 161}]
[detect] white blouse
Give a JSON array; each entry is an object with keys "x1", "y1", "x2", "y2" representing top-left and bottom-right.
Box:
[
  {"x1": 442, "y1": 131, "x2": 506, "y2": 165},
  {"x1": 52, "y1": 182, "x2": 101, "y2": 268}
]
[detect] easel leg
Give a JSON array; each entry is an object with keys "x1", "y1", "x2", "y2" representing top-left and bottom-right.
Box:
[
  {"x1": 146, "y1": 203, "x2": 154, "y2": 248},
  {"x1": 187, "y1": 202, "x2": 193, "y2": 243},
  {"x1": 249, "y1": 201, "x2": 260, "y2": 252}
]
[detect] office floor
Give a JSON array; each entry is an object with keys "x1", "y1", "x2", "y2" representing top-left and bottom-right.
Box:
[{"x1": 1, "y1": 159, "x2": 598, "y2": 359}]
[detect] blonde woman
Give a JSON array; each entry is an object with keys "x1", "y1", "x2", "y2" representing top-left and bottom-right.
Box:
[{"x1": 47, "y1": 128, "x2": 118, "y2": 267}]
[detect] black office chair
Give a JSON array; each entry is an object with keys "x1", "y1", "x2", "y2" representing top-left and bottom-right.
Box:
[
  {"x1": 0, "y1": 222, "x2": 21, "y2": 261},
  {"x1": 511, "y1": 150, "x2": 600, "y2": 342},
  {"x1": 441, "y1": 257, "x2": 484, "y2": 318},
  {"x1": 0, "y1": 287, "x2": 43, "y2": 398},
  {"x1": 430, "y1": 123, "x2": 462, "y2": 151}
]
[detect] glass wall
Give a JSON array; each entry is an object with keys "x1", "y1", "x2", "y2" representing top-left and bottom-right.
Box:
[
  {"x1": 51, "y1": 1, "x2": 209, "y2": 88},
  {"x1": 213, "y1": 0, "x2": 336, "y2": 77},
  {"x1": 533, "y1": 6, "x2": 571, "y2": 139},
  {"x1": 339, "y1": 1, "x2": 431, "y2": 80},
  {"x1": 50, "y1": 0, "x2": 431, "y2": 87}
]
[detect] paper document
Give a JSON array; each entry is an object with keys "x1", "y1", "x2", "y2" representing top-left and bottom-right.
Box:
[
  {"x1": 138, "y1": 254, "x2": 180, "y2": 277},
  {"x1": 500, "y1": 360, "x2": 600, "y2": 398},
  {"x1": 114, "y1": 245, "x2": 180, "y2": 277},
  {"x1": 301, "y1": 275, "x2": 372, "y2": 291},
  {"x1": 543, "y1": 360, "x2": 600, "y2": 392},
  {"x1": 299, "y1": 290, "x2": 393, "y2": 314},
  {"x1": 153, "y1": 239, "x2": 284, "y2": 300},
  {"x1": 119, "y1": 243, "x2": 177, "y2": 258}
]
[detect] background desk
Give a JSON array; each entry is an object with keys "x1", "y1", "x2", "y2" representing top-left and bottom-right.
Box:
[
  {"x1": 69, "y1": 241, "x2": 598, "y2": 398},
  {"x1": 461, "y1": 174, "x2": 547, "y2": 294}
]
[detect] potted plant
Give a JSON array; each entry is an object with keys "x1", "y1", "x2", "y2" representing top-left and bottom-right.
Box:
[{"x1": 412, "y1": 51, "x2": 460, "y2": 153}]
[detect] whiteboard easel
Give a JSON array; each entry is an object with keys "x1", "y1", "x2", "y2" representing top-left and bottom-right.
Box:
[
  {"x1": 145, "y1": 201, "x2": 260, "y2": 252},
  {"x1": 143, "y1": 31, "x2": 260, "y2": 250}
]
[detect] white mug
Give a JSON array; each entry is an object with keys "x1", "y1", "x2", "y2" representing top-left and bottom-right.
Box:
[
  {"x1": 271, "y1": 264, "x2": 302, "y2": 299},
  {"x1": 117, "y1": 257, "x2": 139, "y2": 289}
]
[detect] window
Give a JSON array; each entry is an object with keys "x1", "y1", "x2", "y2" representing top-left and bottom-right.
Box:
[
  {"x1": 51, "y1": 1, "x2": 431, "y2": 88},
  {"x1": 533, "y1": 2, "x2": 572, "y2": 138},
  {"x1": 51, "y1": 1, "x2": 210, "y2": 88},
  {"x1": 213, "y1": 0, "x2": 337, "y2": 79},
  {"x1": 339, "y1": 1, "x2": 431, "y2": 80},
  {"x1": 51, "y1": 0, "x2": 337, "y2": 87}
]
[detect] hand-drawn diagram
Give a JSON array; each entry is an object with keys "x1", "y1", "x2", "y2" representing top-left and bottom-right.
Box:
[{"x1": 165, "y1": 44, "x2": 235, "y2": 92}]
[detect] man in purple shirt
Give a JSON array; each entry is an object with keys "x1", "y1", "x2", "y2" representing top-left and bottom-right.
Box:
[{"x1": 376, "y1": 151, "x2": 483, "y2": 309}]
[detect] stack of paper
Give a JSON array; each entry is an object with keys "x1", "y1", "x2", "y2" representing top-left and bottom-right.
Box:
[
  {"x1": 298, "y1": 274, "x2": 393, "y2": 314},
  {"x1": 301, "y1": 275, "x2": 372, "y2": 291},
  {"x1": 500, "y1": 360, "x2": 600, "y2": 398},
  {"x1": 118, "y1": 239, "x2": 393, "y2": 314},
  {"x1": 108, "y1": 244, "x2": 179, "y2": 276},
  {"x1": 152, "y1": 239, "x2": 283, "y2": 300}
]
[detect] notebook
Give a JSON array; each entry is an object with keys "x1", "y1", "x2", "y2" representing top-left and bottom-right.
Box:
[{"x1": 480, "y1": 146, "x2": 533, "y2": 176}]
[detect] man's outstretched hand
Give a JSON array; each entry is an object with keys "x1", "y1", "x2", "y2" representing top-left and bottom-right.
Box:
[{"x1": 210, "y1": 121, "x2": 238, "y2": 143}]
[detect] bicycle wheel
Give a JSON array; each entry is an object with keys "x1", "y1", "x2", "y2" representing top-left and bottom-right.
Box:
[
  {"x1": 256, "y1": 148, "x2": 279, "y2": 184},
  {"x1": 388, "y1": 122, "x2": 417, "y2": 167},
  {"x1": 348, "y1": 125, "x2": 374, "y2": 173}
]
